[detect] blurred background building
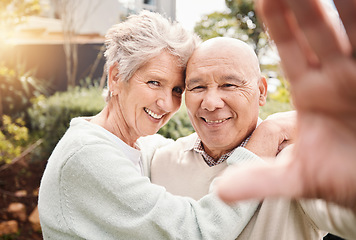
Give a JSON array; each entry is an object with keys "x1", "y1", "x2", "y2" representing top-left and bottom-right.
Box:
[{"x1": 1, "y1": 0, "x2": 176, "y2": 91}]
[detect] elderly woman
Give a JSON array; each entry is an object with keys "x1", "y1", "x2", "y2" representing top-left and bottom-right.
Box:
[{"x1": 38, "y1": 11, "x2": 257, "y2": 240}]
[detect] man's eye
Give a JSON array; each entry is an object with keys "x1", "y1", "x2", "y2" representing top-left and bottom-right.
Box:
[
  {"x1": 188, "y1": 86, "x2": 205, "y2": 91},
  {"x1": 222, "y1": 84, "x2": 238, "y2": 89},
  {"x1": 148, "y1": 81, "x2": 160, "y2": 86},
  {"x1": 173, "y1": 87, "x2": 183, "y2": 96},
  {"x1": 223, "y1": 84, "x2": 235, "y2": 87}
]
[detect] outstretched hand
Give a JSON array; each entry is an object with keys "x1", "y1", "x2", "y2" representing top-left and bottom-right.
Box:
[{"x1": 217, "y1": 0, "x2": 356, "y2": 212}]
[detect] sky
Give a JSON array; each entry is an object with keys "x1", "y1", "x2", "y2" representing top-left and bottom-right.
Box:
[{"x1": 176, "y1": 0, "x2": 228, "y2": 31}]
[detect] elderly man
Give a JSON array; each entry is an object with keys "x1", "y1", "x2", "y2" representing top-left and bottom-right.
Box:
[{"x1": 150, "y1": 37, "x2": 356, "y2": 239}]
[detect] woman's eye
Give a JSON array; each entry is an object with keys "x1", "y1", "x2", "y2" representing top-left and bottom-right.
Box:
[
  {"x1": 173, "y1": 87, "x2": 183, "y2": 96},
  {"x1": 148, "y1": 81, "x2": 160, "y2": 87}
]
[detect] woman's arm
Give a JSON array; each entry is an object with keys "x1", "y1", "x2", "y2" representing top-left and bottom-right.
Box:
[{"x1": 57, "y1": 142, "x2": 255, "y2": 240}]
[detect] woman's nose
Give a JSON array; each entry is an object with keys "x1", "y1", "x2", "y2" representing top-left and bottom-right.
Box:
[{"x1": 156, "y1": 92, "x2": 180, "y2": 112}]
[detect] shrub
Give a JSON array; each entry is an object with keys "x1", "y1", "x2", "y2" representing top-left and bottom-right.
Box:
[
  {"x1": 269, "y1": 79, "x2": 291, "y2": 104},
  {"x1": 0, "y1": 64, "x2": 50, "y2": 117},
  {"x1": 0, "y1": 115, "x2": 29, "y2": 165},
  {"x1": 28, "y1": 86, "x2": 106, "y2": 159},
  {"x1": 259, "y1": 98, "x2": 294, "y2": 120},
  {"x1": 158, "y1": 105, "x2": 194, "y2": 140}
]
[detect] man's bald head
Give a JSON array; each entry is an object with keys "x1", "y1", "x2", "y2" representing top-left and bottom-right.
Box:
[{"x1": 187, "y1": 37, "x2": 261, "y2": 82}]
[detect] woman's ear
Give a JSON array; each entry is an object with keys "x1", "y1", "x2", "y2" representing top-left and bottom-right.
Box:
[
  {"x1": 108, "y1": 62, "x2": 120, "y2": 96},
  {"x1": 258, "y1": 76, "x2": 268, "y2": 106}
]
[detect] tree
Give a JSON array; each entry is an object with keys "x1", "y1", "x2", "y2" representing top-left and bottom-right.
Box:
[
  {"x1": 225, "y1": 0, "x2": 266, "y2": 53},
  {"x1": 194, "y1": 12, "x2": 239, "y2": 41},
  {"x1": 50, "y1": 0, "x2": 100, "y2": 88},
  {"x1": 194, "y1": 0, "x2": 269, "y2": 56}
]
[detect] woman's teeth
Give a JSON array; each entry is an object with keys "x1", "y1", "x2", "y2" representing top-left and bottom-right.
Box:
[{"x1": 145, "y1": 108, "x2": 164, "y2": 119}]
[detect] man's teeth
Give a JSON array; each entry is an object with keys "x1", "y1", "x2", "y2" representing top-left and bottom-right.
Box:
[
  {"x1": 145, "y1": 108, "x2": 164, "y2": 119},
  {"x1": 205, "y1": 118, "x2": 227, "y2": 123}
]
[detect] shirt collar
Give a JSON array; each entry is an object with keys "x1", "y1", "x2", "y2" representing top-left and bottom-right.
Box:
[
  {"x1": 193, "y1": 137, "x2": 249, "y2": 167},
  {"x1": 192, "y1": 118, "x2": 262, "y2": 167}
]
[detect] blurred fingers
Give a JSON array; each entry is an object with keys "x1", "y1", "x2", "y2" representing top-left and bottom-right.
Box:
[
  {"x1": 334, "y1": 0, "x2": 356, "y2": 56},
  {"x1": 257, "y1": 0, "x2": 315, "y2": 81},
  {"x1": 285, "y1": 0, "x2": 347, "y2": 62}
]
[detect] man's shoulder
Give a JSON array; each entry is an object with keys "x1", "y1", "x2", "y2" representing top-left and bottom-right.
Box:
[
  {"x1": 150, "y1": 133, "x2": 198, "y2": 166},
  {"x1": 150, "y1": 133, "x2": 201, "y2": 185}
]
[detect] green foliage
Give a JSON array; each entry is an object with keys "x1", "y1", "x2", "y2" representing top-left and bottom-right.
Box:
[
  {"x1": 0, "y1": 64, "x2": 50, "y2": 117},
  {"x1": 224, "y1": 0, "x2": 267, "y2": 54},
  {"x1": 0, "y1": 115, "x2": 29, "y2": 165},
  {"x1": 0, "y1": 0, "x2": 41, "y2": 34},
  {"x1": 225, "y1": 0, "x2": 260, "y2": 35},
  {"x1": 28, "y1": 86, "x2": 106, "y2": 159},
  {"x1": 270, "y1": 79, "x2": 291, "y2": 104},
  {"x1": 158, "y1": 105, "x2": 194, "y2": 140},
  {"x1": 260, "y1": 66, "x2": 294, "y2": 119},
  {"x1": 0, "y1": 232, "x2": 20, "y2": 240},
  {"x1": 194, "y1": 12, "x2": 239, "y2": 41},
  {"x1": 259, "y1": 98, "x2": 294, "y2": 120},
  {"x1": 194, "y1": 0, "x2": 269, "y2": 56}
]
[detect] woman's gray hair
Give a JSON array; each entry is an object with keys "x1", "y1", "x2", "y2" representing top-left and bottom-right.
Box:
[{"x1": 104, "y1": 10, "x2": 201, "y2": 88}]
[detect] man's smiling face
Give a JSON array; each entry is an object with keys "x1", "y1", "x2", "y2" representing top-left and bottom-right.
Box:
[{"x1": 185, "y1": 38, "x2": 267, "y2": 159}]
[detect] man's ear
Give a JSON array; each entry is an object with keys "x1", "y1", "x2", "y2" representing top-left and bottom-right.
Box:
[
  {"x1": 108, "y1": 62, "x2": 120, "y2": 96},
  {"x1": 258, "y1": 76, "x2": 268, "y2": 106}
]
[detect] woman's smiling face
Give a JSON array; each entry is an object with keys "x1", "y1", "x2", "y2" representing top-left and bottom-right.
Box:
[{"x1": 111, "y1": 51, "x2": 185, "y2": 140}]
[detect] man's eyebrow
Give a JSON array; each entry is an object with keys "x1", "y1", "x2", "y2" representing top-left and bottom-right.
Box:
[
  {"x1": 185, "y1": 78, "x2": 202, "y2": 87},
  {"x1": 221, "y1": 75, "x2": 246, "y2": 84}
]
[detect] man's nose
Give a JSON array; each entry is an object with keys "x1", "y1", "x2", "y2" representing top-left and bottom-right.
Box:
[{"x1": 201, "y1": 90, "x2": 224, "y2": 111}]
